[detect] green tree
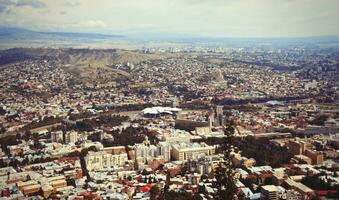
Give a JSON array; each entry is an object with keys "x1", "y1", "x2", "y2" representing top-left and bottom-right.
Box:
[
  {"x1": 32, "y1": 132, "x2": 40, "y2": 148},
  {"x1": 150, "y1": 185, "x2": 160, "y2": 200},
  {"x1": 0, "y1": 107, "x2": 7, "y2": 115},
  {"x1": 214, "y1": 126, "x2": 237, "y2": 200},
  {"x1": 80, "y1": 149, "x2": 91, "y2": 181}
]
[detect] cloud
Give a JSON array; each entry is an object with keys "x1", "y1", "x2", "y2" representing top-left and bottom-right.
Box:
[
  {"x1": 72, "y1": 20, "x2": 107, "y2": 28},
  {"x1": 15, "y1": 0, "x2": 46, "y2": 8},
  {"x1": 0, "y1": 4, "x2": 7, "y2": 13},
  {"x1": 138, "y1": 23, "x2": 155, "y2": 28},
  {"x1": 0, "y1": 0, "x2": 46, "y2": 13},
  {"x1": 0, "y1": 0, "x2": 12, "y2": 13},
  {"x1": 1, "y1": 0, "x2": 339, "y2": 37},
  {"x1": 64, "y1": 1, "x2": 80, "y2": 7}
]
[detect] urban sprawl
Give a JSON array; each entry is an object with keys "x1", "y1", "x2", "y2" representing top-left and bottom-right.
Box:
[{"x1": 0, "y1": 47, "x2": 338, "y2": 200}]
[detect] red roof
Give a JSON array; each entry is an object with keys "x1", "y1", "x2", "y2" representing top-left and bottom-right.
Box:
[
  {"x1": 123, "y1": 180, "x2": 134, "y2": 186},
  {"x1": 138, "y1": 184, "x2": 152, "y2": 193},
  {"x1": 314, "y1": 190, "x2": 337, "y2": 196},
  {"x1": 122, "y1": 187, "x2": 129, "y2": 193}
]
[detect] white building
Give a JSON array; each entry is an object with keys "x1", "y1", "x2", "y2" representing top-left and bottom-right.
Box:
[
  {"x1": 85, "y1": 151, "x2": 128, "y2": 171},
  {"x1": 64, "y1": 131, "x2": 78, "y2": 144},
  {"x1": 134, "y1": 137, "x2": 171, "y2": 164},
  {"x1": 171, "y1": 142, "x2": 215, "y2": 161}
]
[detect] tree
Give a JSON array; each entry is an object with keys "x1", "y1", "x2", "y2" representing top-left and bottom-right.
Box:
[
  {"x1": 160, "y1": 171, "x2": 171, "y2": 200},
  {"x1": 80, "y1": 149, "x2": 91, "y2": 181},
  {"x1": 214, "y1": 126, "x2": 237, "y2": 200},
  {"x1": 32, "y1": 132, "x2": 40, "y2": 148},
  {"x1": 150, "y1": 185, "x2": 160, "y2": 200},
  {"x1": 0, "y1": 107, "x2": 6, "y2": 115},
  {"x1": 15, "y1": 133, "x2": 21, "y2": 141},
  {"x1": 24, "y1": 130, "x2": 31, "y2": 141}
]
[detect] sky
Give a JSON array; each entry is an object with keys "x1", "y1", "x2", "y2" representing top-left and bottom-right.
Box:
[{"x1": 0, "y1": 0, "x2": 339, "y2": 37}]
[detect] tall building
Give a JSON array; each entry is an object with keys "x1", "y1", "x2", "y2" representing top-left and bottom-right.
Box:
[
  {"x1": 158, "y1": 142, "x2": 171, "y2": 162},
  {"x1": 51, "y1": 131, "x2": 63, "y2": 143},
  {"x1": 134, "y1": 137, "x2": 171, "y2": 165},
  {"x1": 208, "y1": 112, "x2": 215, "y2": 128},
  {"x1": 85, "y1": 151, "x2": 128, "y2": 171},
  {"x1": 216, "y1": 105, "x2": 223, "y2": 117},
  {"x1": 64, "y1": 131, "x2": 78, "y2": 144},
  {"x1": 214, "y1": 105, "x2": 224, "y2": 126}
]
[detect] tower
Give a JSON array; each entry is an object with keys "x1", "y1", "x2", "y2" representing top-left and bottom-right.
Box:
[{"x1": 215, "y1": 105, "x2": 224, "y2": 126}]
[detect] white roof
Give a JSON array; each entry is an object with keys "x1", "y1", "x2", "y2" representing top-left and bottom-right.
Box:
[{"x1": 142, "y1": 106, "x2": 182, "y2": 115}]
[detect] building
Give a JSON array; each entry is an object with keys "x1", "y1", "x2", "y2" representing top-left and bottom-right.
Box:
[
  {"x1": 292, "y1": 155, "x2": 312, "y2": 165},
  {"x1": 85, "y1": 151, "x2": 128, "y2": 171},
  {"x1": 260, "y1": 185, "x2": 280, "y2": 200},
  {"x1": 161, "y1": 130, "x2": 191, "y2": 143},
  {"x1": 51, "y1": 131, "x2": 63, "y2": 143},
  {"x1": 64, "y1": 131, "x2": 78, "y2": 144},
  {"x1": 304, "y1": 149, "x2": 324, "y2": 165},
  {"x1": 22, "y1": 184, "x2": 40, "y2": 196},
  {"x1": 283, "y1": 179, "x2": 314, "y2": 197},
  {"x1": 288, "y1": 140, "x2": 307, "y2": 155},
  {"x1": 142, "y1": 106, "x2": 182, "y2": 118},
  {"x1": 134, "y1": 137, "x2": 171, "y2": 165},
  {"x1": 195, "y1": 127, "x2": 212, "y2": 135},
  {"x1": 232, "y1": 153, "x2": 256, "y2": 168},
  {"x1": 171, "y1": 142, "x2": 215, "y2": 161}
]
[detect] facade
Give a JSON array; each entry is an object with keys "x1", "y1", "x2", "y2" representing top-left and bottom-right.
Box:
[
  {"x1": 134, "y1": 138, "x2": 171, "y2": 165},
  {"x1": 172, "y1": 142, "x2": 215, "y2": 161},
  {"x1": 64, "y1": 131, "x2": 78, "y2": 144},
  {"x1": 161, "y1": 131, "x2": 191, "y2": 143},
  {"x1": 85, "y1": 151, "x2": 128, "y2": 171},
  {"x1": 288, "y1": 140, "x2": 306, "y2": 155},
  {"x1": 261, "y1": 185, "x2": 280, "y2": 200},
  {"x1": 304, "y1": 149, "x2": 324, "y2": 165},
  {"x1": 51, "y1": 131, "x2": 63, "y2": 143}
]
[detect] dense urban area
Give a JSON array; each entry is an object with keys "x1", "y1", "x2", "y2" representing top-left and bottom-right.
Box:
[{"x1": 0, "y1": 46, "x2": 338, "y2": 200}]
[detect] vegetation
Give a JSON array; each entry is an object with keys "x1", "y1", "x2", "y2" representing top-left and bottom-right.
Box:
[
  {"x1": 68, "y1": 111, "x2": 94, "y2": 121},
  {"x1": 103, "y1": 126, "x2": 158, "y2": 147},
  {"x1": 164, "y1": 190, "x2": 193, "y2": 200},
  {"x1": 301, "y1": 175, "x2": 339, "y2": 192},
  {"x1": 0, "y1": 135, "x2": 19, "y2": 152},
  {"x1": 22, "y1": 116, "x2": 63, "y2": 130},
  {"x1": 214, "y1": 126, "x2": 237, "y2": 200},
  {"x1": 309, "y1": 115, "x2": 329, "y2": 126},
  {"x1": 75, "y1": 114, "x2": 129, "y2": 131},
  {"x1": 0, "y1": 106, "x2": 7, "y2": 115},
  {"x1": 150, "y1": 185, "x2": 161, "y2": 200}
]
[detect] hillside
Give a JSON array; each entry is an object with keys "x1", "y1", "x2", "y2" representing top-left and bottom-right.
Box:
[{"x1": 0, "y1": 48, "x2": 169, "y2": 83}]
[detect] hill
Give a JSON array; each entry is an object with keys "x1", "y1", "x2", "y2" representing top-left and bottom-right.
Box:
[{"x1": 0, "y1": 48, "x2": 169, "y2": 83}]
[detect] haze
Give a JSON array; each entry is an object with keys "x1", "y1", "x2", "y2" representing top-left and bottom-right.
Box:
[{"x1": 0, "y1": 0, "x2": 339, "y2": 37}]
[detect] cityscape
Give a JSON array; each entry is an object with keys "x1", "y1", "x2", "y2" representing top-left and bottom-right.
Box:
[{"x1": 0, "y1": 0, "x2": 339, "y2": 200}]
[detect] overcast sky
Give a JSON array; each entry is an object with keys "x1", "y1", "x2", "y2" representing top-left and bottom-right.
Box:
[{"x1": 0, "y1": 0, "x2": 338, "y2": 37}]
